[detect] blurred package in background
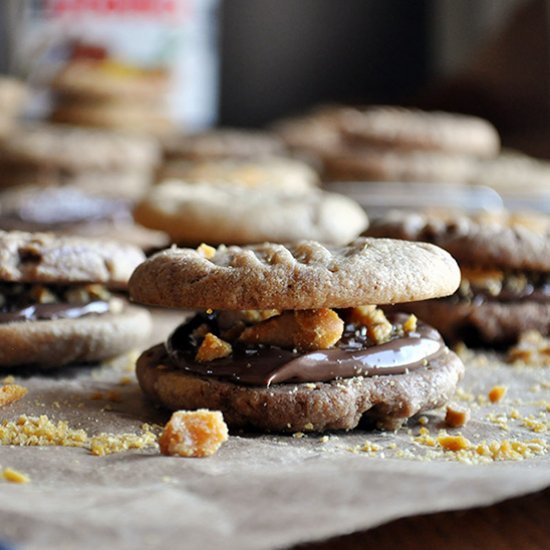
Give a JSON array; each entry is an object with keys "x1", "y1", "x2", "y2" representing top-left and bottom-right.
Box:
[{"x1": 5, "y1": 0, "x2": 219, "y2": 131}]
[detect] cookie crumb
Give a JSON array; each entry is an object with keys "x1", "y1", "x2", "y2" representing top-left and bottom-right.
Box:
[
  {"x1": 196, "y1": 243, "x2": 216, "y2": 259},
  {"x1": 0, "y1": 384, "x2": 28, "y2": 407},
  {"x1": 159, "y1": 410, "x2": 228, "y2": 458},
  {"x1": 417, "y1": 415, "x2": 429, "y2": 426},
  {"x1": 402, "y1": 314, "x2": 418, "y2": 333},
  {"x1": 2, "y1": 467, "x2": 30, "y2": 484},
  {"x1": 292, "y1": 432, "x2": 305, "y2": 439},
  {"x1": 508, "y1": 331, "x2": 550, "y2": 366},
  {"x1": 445, "y1": 404, "x2": 470, "y2": 428},
  {"x1": 195, "y1": 333, "x2": 232, "y2": 363},
  {"x1": 437, "y1": 434, "x2": 471, "y2": 451},
  {"x1": 488, "y1": 385, "x2": 507, "y2": 403}
]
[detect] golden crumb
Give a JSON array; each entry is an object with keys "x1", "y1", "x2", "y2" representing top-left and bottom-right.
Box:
[
  {"x1": 303, "y1": 422, "x2": 314, "y2": 431},
  {"x1": 0, "y1": 415, "x2": 159, "y2": 456},
  {"x1": 418, "y1": 415, "x2": 429, "y2": 426},
  {"x1": 402, "y1": 314, "x2": 418, "y2": 333},
  {"x1": 445, "y1": 404, "x2": 470, "y2": 428},
  {"x1": 195, "y1": 333, "x2": 233, "y2": 363},
  {"x1": 2, "y1": 375, "x2": 15, "y2": 384},
  {"x1": 159, "y1": 410, "x2": 228, "y2": 458},
  {"x1": 0, "y1": 415, "x2": 87, "y2": 447},
  {"x1": 2, "y1": 468, "x2": 30, "y2": 484},
  {"x1": 319, "y1": 436, "x2": 329, "y2": 443},
  {"x1": 508, "y1": 330, "x2": 550, "y2": 366},
  {"x1": 438, "y1": 434, "x2": 471, "y2": 451},
  {"x1": 360, "y1": 440, "x2": 382, "y2": 453},
  {"x1": 292, "y1": 432, "x2": 305, "y2": 439},
  {"x1": 0, "y1": 384, "x2": 28, "y2": 408},
  {"x1": 89, "y1": 425, "x2": 158, "y2": 456},
  {"x1": 488, "y1": 385, "x2": 508, "y2": 403},
  {"x1": 196, "y1": 243, "x2": 216, "y2": 259}
]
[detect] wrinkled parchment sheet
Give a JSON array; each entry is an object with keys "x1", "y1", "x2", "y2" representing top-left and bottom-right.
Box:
[{"x1": 0, "y1": 309, "x2": 549, "y2": 550}]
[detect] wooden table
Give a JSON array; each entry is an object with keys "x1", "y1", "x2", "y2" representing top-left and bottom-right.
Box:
[{"x1": 301, "y1": 488, "x2": 550, "y2": 549}]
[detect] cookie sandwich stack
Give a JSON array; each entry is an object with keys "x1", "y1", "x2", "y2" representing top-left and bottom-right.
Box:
[
  {"x1": 0, "y1": 231, "x2": 151, "y2": 368},
  {"x1": 129, "y1": 238, "x2": 464, "y2": 431},
  {"x1": 0, "y1": 124, "x2": 160, "y2": 200},
  {"x1": 49, "y1": 51, "x2": 174, "y2": 137},
  {"x1": 275, "y1": 105, "x2": 500, "y2": 184},
  {"x1": 368, "y1": 209, "x2": 550, "y2": 346}
]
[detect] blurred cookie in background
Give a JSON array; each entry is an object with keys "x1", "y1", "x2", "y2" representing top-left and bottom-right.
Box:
[
  {"x1": 162, "y1": 128, "x2": 286, "y2": 162},
  {"x1": 134, "y1": 180, "x2": 368, "y2": 246},
  {"x1": 48, "y1": 47, "x2": 175, "y2": 137},
  {"x1": 274, "y1": 104, "x2": 500, "y2": 183},
  {"x1": 158, "y1": 156, "x2": 320, "y2": 193},
  {"x1": 0, "y1": 76, "x2": 28, "y2": 139},
  {"x1": 0, "y1": 185, "x2": 168, "y2": 251},
  {"x1": 0, "y1": 123, "x2": 160, "y2": 200}
]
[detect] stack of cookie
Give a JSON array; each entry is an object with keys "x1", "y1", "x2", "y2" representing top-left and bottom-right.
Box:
[
  {"x1": 0, "y1": 230, "x2": 151, "y2": 368},
  {"x1": 0, "y1": 124, "x2": 166, "y2": 249},
  {"x1": 0, "y1": 76, "x2": 28, "y2": 140},
  {"x1": 49, "y1": 55, "x2": 174, "y2": 137},
  {"x1": 275, "y1": 105, "x2": 501, "y2": 184},
  {"x1": 162, "y1": 128, "x2": 287, "y2": 162},
  {"x1": 130, "y1": 237, "x2": 464, "y2": 432},
  {"x1": 368, "y1": 209, "x2": 550, "y2": 346}
]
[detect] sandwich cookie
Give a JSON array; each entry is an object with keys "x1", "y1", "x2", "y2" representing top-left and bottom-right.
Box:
[
  {"x1": 0, "y1": 185, "x2": 168, "y2": 251},
  {"x1": 162, "y1": 129, "x2": 286, "y2": 161},
  {"x1": 367, "y1": 209, "x2": 550, "y2": 345},
  {"x1": 130, "y1": 238, "x2": 464, "y2": 431},
  {"x1": 0, "y1": 231, "x2": 151, "y2": 368},
  {"x1": 134, "y1": 181, "x2": 368, "y2": 246},
  {"x1": 338, "y1": 106, "x2": 500, "y2": 158}
]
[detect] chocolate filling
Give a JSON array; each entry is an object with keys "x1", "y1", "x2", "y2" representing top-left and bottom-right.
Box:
[
  {"x1": 455, "y1": 274, "x2": 550, "y2": 304},
  {"x1": 0, "y1": 301, "x2": 110, "y2": 323},
  {"x1": 165, "y1": 312, "x2": 446, "y2": 387}
]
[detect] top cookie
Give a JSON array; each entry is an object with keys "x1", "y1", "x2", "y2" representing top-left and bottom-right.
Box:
[
  {"x1": 157, "y1": 157, "x2": 319, "y2": 192},
  {"x1": 129, "y1": 238, "x2": 460, "y2": 310},
  {"x1": 0, "y1": 231, "x2": 146, "y2": 288},
  {"x1": 163, "y1": 129, "x2": 286, "y2": 161},
  {"x1": 339, "y1": 106, "x2": 500, "y2": 158},
  {"x1": 367, "y1": 209, "x2": 550, "y2": 271},
  {"x1": 51, "y1": 59, "x2": 169, "y2": 101},
  {"x1": 0, "y1": 124, "x2": 160, "y2": 171}
]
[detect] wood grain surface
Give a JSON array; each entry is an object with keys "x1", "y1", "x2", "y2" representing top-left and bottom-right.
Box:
[{"x1": 299, "y1": 488, "x2": 550, "y2": 549}]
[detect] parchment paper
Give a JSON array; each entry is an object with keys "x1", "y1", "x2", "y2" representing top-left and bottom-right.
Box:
[{"x1": 1, "y1": 309, "x2": 549, "y2": 550}]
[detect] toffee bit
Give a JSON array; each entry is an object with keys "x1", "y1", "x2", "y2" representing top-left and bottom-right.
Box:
[
  {"x1": 445, "y1": 404, "x2": 470, "y2": 428},
  {"x1": 159, "y1": 410, "x2": 228, "y2": 458},
  {"x1": 488, "y1": 385, "x2": 508, "y2": 403},
  {"x1": 348, "y1": 305, "x2": 392, "y2": 344},
  {"x1": 195, "y1": 333, "x2": 233, "y2": 362}
]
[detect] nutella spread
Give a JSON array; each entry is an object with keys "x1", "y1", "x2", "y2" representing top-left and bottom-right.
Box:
[
  {"x1": 0, "y1": 301, "x2": 110, "y2": 323},
  {"x1": 166, "y1": 312, "x2": 446, "y2": 387}
]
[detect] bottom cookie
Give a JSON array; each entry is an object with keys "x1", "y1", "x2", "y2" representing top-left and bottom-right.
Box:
[
  {"x1": 137, "y1": 343, "x2": 464, "y2": 432},
  {"x1": 394, "y1": 300, "x2": 550, "y2": 346},
  {"x1": 0, "y1": 305, "x2": 152, "y2": 368}
]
